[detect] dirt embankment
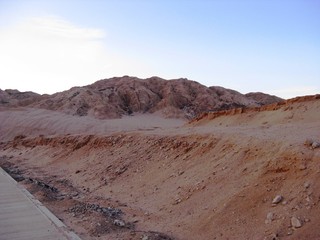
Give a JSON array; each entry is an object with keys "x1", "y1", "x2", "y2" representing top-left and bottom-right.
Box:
[
  {"x1": 191, "y1": 94, "x2": 320, "y2": 125},
  {"x1": 1, "y1": 126, "x2": 320, "y2": 239}
]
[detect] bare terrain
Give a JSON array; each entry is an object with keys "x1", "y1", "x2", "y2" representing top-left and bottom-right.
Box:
[{"x1": 0, "y1": 79, "x2": 319, "y2": 240}]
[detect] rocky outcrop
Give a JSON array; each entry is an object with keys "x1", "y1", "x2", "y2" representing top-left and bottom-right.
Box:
[
  {"x1": 245, "y1": 92, "x2": 283, "y2": 105},
  {"x1": 0, "y1": 89, "x2": 43, "y2": 107},
  {"x1": 1, "y1": 76, "x2": 283, "y2": 119}
]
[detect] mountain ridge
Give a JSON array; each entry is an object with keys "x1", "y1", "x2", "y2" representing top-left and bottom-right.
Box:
[{"x1": 0, "y1": 76, "x2": 283, "y2": 119}]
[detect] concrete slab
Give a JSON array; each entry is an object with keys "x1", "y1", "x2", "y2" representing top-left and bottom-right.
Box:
[{"x1": 0, "y1": 167, "x2": 81, "y2": 240}]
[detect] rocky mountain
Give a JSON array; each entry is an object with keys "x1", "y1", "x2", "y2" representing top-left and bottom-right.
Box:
[{"x1": 0, "y1": 76, "x2": 283, "y2": 119}]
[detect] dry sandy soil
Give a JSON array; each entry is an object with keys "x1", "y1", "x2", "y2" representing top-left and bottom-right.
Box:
[{"x1": 0, "y1": 95, "x2": 320, "y2": 240}]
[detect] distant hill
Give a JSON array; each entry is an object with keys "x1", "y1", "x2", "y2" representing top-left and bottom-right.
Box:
[
  {"x1": 0, "y1": 89, "x2": 42, "y2": 106},
  {"x1": 0, "y1": 76, "x2": 283, "y2": 119},
  {"x1": 245, "y1": 92, "x2": 283, "y2": 105}
]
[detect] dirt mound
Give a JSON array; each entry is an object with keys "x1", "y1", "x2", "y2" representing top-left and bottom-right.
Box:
[
  {"x1": 1, "y1": 98, "x2": 320, "y2": 239},
  {"x1": 1, "y1": 76, "x2": 282, "y2": 119}
]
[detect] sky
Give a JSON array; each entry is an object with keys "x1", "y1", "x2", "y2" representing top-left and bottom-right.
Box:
[{"x1": 0, "y1": 0, "x2": 319, "y2": 99}]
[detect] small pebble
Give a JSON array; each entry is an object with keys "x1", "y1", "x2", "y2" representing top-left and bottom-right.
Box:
[
  {"x1": 113, "y1": 219, "x2": 125, "y2": 227},
  {"x1": 304, "y1": 182, "x2": 310, "y2": 189},
  {"x1": 312, "y1": 141, "x2": 320, "y2": 149},
  {"x1": 291, "y1": 216, "x2": 302, "y2": 228},
  {"x1": 265, "y1": 212, "x2": 274, "y2": 224},
  {"x1": 272, "y1": 195, "x2": 283, "y2": 204},
  {"x1": 299, "y1": 164, "x2": 307, "y2": 170}
]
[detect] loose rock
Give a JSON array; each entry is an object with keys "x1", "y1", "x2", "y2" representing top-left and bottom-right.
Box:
[
  {"x1": 265, "y1": 212, "x2": 274, "y2": 224},
  {"x1": 299, "y1": 163, "x2": 307, "y2": 170},
  {"x1": 304, "y1": 139, "x2": 313, "y2": 146},
  {"x1": 304, "y1": 182, "x2": 310, "y2": 189},
  {"x1": 272, "y1": 195, "x2": 283, "y2": 204},
  {"x1": 113, "y1": 219, "x2": 125, "y2": 227},
  {"x1": 287, "y1": 229, "x2": 293, "y2": 235},
  {"x1": 291, "y1": 216, "x2": 302, "y2": 228},
  {"x1": 312, "y1": 141, "x2": 320, "y2": 149}
]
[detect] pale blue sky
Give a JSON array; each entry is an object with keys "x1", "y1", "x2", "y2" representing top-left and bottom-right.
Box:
[{"x1": 0, "y1": 0, "x2": 319, "y2": 98}]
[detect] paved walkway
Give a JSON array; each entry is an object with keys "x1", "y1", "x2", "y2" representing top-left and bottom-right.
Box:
[{"x1": 0, "y1": 167, "x2": 81, "y2": 240}]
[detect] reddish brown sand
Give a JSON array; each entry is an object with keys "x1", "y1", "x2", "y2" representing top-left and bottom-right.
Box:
[{"x1": 1, "y1": 95, "x2": 320, "y2": 240}]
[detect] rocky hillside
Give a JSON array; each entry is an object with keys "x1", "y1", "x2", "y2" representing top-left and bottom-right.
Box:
[
  {"x1": 245, "y1": 92, "x2": 283, "y2": 105},
  {"x1": 0, "y1": 76, "x2": 283, "y2": 119},
  {"x1": 0, "y1": 89, "x2": 42, "y2": 107}
]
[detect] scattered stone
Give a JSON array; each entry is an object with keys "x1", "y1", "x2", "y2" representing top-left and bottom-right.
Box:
[
  {"x1": 304, "y1": 139, "x2": 313, "y2": 146},
  {"x1": 312, "y1": 141, "x2": 320, "y2": 149},
  {"x1": 101, "y1": 207, "x2": 122, "y2": 217},
  {"x1": 299, "y1": 163, "x2": 307, "y2": 170},
  {"x1": 304, "y1": 182, "x2": 310, "y2": 189},
  {"x1": 266, "y1": 233, "x2": 279, "y2": 240},
  {"x1": 291, "y1": 216, "x2": 302, "y2": 228},
  {"x1": 28, "y1": 178, "x2": 58, "y2": 192},
  {"x1": 265, "y1": 212, "x2": 274, "y2": 224},
  {"x1": 272, "y1": 195, "x2": 283, "y2": 204},
  {"x1": 71, "y1": 192, "x2": 79, "y2": 197},
  {"x1": 305, "y1": 139, "x2": 320, "y2": 149},
  {"x1": 115, "y1": 166, "x2": 127, "y2": 175},
  {"x1": 69, "y1": 203, "x2": 122, "y2": 218},
  {"x1": 113, "y1": 219, "x2": 125, "y2": 227},
  {"x1": 306, "y1": 196, "x2": 311, "y2": 202},
  {"x1": 142, "y1": 236, "x2": 149, "y2": 240},
  {"x1": 56, "y1": 195, "x2": 65, "y2": 200}
]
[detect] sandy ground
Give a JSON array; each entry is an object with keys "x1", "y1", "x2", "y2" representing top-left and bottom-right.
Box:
[
  {"x1": 1, "y1": 97, "x2": 320, "y2": 239},
  {"x1": 0, "y1": 107, "x2": 184, "y2": 142}
]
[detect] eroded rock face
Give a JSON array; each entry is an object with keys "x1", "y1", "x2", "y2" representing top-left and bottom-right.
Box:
[{"x1": 0, "y1": 76, "x2": 283, "y2": 119}]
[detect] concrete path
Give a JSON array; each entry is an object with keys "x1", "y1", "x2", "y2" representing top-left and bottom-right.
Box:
[{"x1": 0, "y1": 167, "x2": 81, "y2": 240}]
